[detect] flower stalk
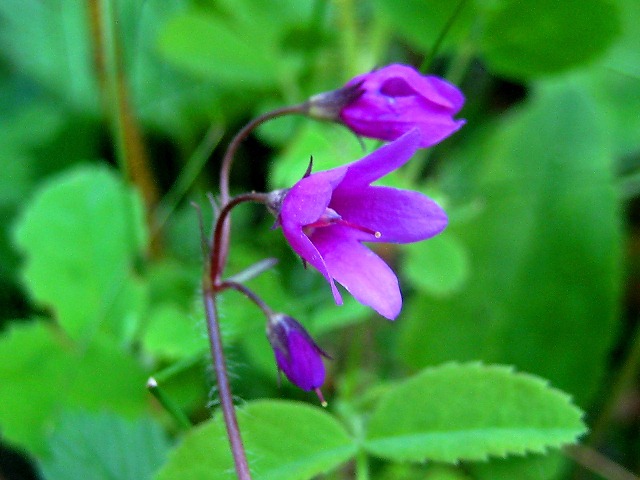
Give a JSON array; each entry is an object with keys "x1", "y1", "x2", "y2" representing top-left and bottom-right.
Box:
[
  {"x1": 196, "y1": 64, "x2": 462, "y2": 478},
  {"x1": 201, "y1": 107, "x2": 308, "y2": 479}
]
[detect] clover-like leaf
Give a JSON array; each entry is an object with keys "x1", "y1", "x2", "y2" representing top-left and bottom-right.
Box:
[{"x1": 156, "y1": 400, "x2": 356, "y2": 480}]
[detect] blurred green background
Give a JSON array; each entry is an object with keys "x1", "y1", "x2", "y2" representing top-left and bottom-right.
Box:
[{"x1": 0, "y1": 0, "x2": 639, "y2": 479}]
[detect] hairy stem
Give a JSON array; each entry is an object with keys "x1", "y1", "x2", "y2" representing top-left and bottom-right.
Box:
[
  {"x1": 217, "y1": 105, "x2": 307, "y2": 276},
  {"x1": 202, "y1": 283, "x2": 252, "y2": 480},
  {"x1": 209, "y1": 192, "x2": 269, "y2": 283}
]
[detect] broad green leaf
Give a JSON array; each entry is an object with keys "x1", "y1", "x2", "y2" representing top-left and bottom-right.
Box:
[
  {"x1": 158, "y1": 11, "x2": 280, "y2": 87},
  {"x1": 14, "y1": 165, "x2": 148, "y2": 341},
  {"x1": 573, "y1": 0, "x2": 640, "y2": 157},
  {"x1": 481, "y1": 0, "x2": 621, "y2": 78},
  {"x1": 373, "y1": 0, "x2": 477, "y2": 54},
  {"x1": 601, "y1": 0, "x2": 640, "y2": 77},
  {"x1": 142, "y1": 304, "x2": 207, "y2": 359},
  {"x1": 0, "y1": 321, "x2": 69, "y2": 454},
  {"x1": 402, "y1": 231, "x2": 469, "y2": 296},
  {"x1": 40, "y1": 410, "x2": 170, "y2": 480},
  {"x1": 399, "y1": 82, "x2": 622, "y2": 407},
  {"x1": 156, "y1": 400, "x2": 356, "y2": 480},
  {"x1": 0, "y1": 321, "x2": 148, "y2": 455},
  {"x1": 365, "y1": 363, "x2": 586, "y2": 463}
]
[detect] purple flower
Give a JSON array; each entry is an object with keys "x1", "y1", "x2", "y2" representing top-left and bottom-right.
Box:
[
  {"x1": 267, "y1": 313, "x2": 329, "y2": 405},
  {"x1": 270, "y1": 129, "x2": 447, "y2": 320},
  {"x1": 309, "y1": 64, "x2": 465, "y2": 148}
]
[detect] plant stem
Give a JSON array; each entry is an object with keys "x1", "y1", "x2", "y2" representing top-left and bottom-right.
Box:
[
  {"x1": 87, "y1": 0, "x2": 160, "y2": 255},
  {"x1": 420, "y1": 0, "x2": 470, "y2": 74},
  {"x1": 217, "y1": 106, "x2": 306, "y2": 275},
  {"x1": 209, "y1": 192, "x2": 270, "y2": 283},
  {"x1": 202, "y1": 283, "x2": 252, "y2": 480},
  {"x1": 146, "y1": 377, "x2": 192, "y2": 430},
  {"x1": 355, "y1": 450, "x2": 370, "y2": 480},
  {"x1": 220, "y1": 281, "x2": 274, "y2": 317},
  {"x1": 588, "y1": 319, "x2": 640, "y2": 447},
  {"x1": 201, "y1": 105, "x2": 309, "y2": 479},
  {"x1": 565, "y1": 445, "x2": 639, "y2": 480},
  {"x1": 153, "y1": 124, "x2": 224, "y2": 236}
]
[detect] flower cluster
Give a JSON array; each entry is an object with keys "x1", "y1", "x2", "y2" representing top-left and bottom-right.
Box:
[{"x1": 261, "y1": 65, "x2": 464, "y2": 400}]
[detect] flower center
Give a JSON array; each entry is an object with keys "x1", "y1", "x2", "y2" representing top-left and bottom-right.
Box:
[{"x1": 304, "y1": 208, "x2": 381, "y2": 238}]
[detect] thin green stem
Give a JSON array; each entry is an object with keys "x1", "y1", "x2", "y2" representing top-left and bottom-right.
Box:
[
  {"x1": 588, "y1": 319, "x2": 640, "y2": 447},
  {"x1": 355, "y1": 450, "x2": 370, "y2": 480},
  {"x1": 420, "y1": 0, "x2": 470, "y2": 74},
  {"x1": 146, "y1": 377, "x2": 192, "y2": 430},
  {"x1": 152, "y1": 351, "x2": 208, "y2": 384},
  {"x1": 153, "y1": 124, "x2": 224, "y2": 236},
  {"x1": 334, "y1": 0, "x2": 359, "y2": 79},
  {"x1": 445, "y1": 38, "x2": 476, "y2": 85}
]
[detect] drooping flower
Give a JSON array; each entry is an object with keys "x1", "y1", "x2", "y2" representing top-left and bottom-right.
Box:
[
  {"x1": 266, "y1": 313, "x2": 329, "y2": 405},
  {"x1": 308, "y1": 64, "x2": 465, "y2": 148},
  {"x1": 267, "y1": 129, "x2": 448, "y2": 320}
]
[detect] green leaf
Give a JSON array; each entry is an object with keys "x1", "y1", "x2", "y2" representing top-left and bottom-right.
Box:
[
  {"x1": 365, "y1": 363, "x2": 586, "y2": 463},
  {"x1": 156, "y1": 400, "x2": 357, "y2": 480},
  {"x1": 573, "y1": 0, "x2": 640, "y2": 157},
  {"x1": 379, "y1": 464, "x2": 472, "y2": 480},
  {"x1": 402, "y1": 231, "x2": 469, "y2": 296},
  {"x1": 0, "y1": 0, "x2": 98, "y2": 111},
  {"x1": 398, "y1": 82, "x2": 622, "y2": 407},
  {"x1": 13, "y1": 165, "x2": 148, "y2": 341},
  {"x1": 158, "y1": 11, "x2": 281, "y2": 87},
  {"x1": 481, "y1": 0, "x2": 621, "y2": 78},
  {"x1": 142, "y1": 304, "x2": 207, "y2": 359},
  {"x1": 40, "y1": 410, "x2": 170, "y2": 480},
  {"x1": 468, "y1": 451, "x2": 564, "y2": 480},
  {"x1": 0, "y1": 321, "x2": 148, "y2": 455}
]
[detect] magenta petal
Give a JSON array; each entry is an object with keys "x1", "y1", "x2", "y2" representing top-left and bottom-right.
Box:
[
  {"x1": 280, "y1": 221, "x2": 343, "y2": 305},
  {"x1": 339, "y1": 129, "x2": 422, "y2": 188},
  {"x1": 311, "y1": 227, "x2": 402, "y2": 320},
  {"x1": 339, "y1": 64, "x2": 465, "y2": 147},
  {"x1": 275, "y1": 330, "x2": 326, "y2": 391},
  {"x1": 419, "y1": 75, "x2": 466, "y2": 111},
  {"x1": 281, "y1": 167, "x2": 347, "y2": 225},
  {"x1": 331, "y1": 186, "x2": 448, "y2": 243}
]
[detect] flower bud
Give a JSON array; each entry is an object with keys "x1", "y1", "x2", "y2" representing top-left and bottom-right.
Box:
[
  {"x1": 307, "y1": 64, "x2": 465, "y2": 148},
  {"x1": 266, "y1": 313, "x2": 329, "y2": 405},
  {"x1": 307, "y1": 81, "x2": 365, "y2": 121}
]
